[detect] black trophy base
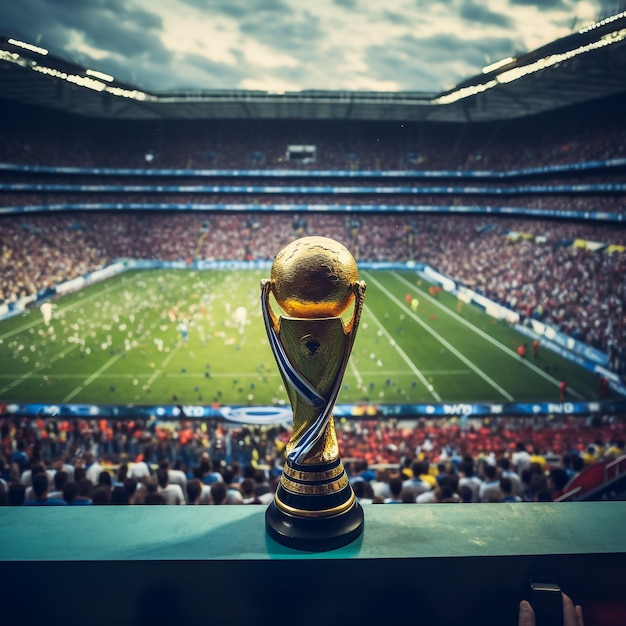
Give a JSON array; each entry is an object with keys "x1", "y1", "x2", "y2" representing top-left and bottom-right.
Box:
[{"x1": 265, "y1": 499, "x2": 364, "y2": 552}]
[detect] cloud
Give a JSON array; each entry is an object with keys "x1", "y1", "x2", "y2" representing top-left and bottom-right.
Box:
[
  {"x1": 74, "y1": 15, "x2": 163, "y2": 60},
  {"x1": 362, "y1": 27, "x2": 519, "y2": 92},
  {"x1": 459, "y1": 2, "x2": 514, "y2": 28},
  {"x1": 181, "y1": 0, "x2": 290, "y2": 18},
  {"x1": 334, "y1": 0, "x2": 359, "y2": 9},
  {"x1": 0, "y1": 0, "x2": 608, "y2": 92},
  {"x1": 382, "y1": 10, "x2": 412, "y2": 26},
  {"x1": 163, "y1": 52, "x2": 251, "y2": 90},
  {"x1": 239, "y1": 8, "x2": 324, "y2": 50},
  {"x1": 0, "y1": 0, "x2": 168, "y2": 82},
  {"x1": 509, "y1": 0, "x2": 567, "y2": 8}
]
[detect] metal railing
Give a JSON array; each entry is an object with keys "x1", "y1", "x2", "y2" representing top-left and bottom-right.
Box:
[
  {"x1": 554, "y1": 486, "x2": 582, "y2": 502},
  {"x1": 605, "y1": 453, "x2": 626, "y2": 483}
]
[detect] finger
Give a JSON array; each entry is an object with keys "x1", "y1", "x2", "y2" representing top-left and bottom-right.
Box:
[
  {"x1": 575, "y1": 604, "x2": 584, "y2": 626},
  {"x1": 518, "y1": 600, "x2": 536, "y2": 626},
  {"x1": 562, "y1": 593, "x2": 580, "y2": 626}
]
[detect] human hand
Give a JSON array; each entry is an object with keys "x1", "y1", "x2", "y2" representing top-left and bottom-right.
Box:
[{"x1": 519, "y1": 593, "x2": 584, "y2": 626}]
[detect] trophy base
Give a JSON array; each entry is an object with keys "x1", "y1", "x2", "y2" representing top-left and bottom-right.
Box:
[{"x1": 265, "y1": 499, "x2": 364, "y2": 552}]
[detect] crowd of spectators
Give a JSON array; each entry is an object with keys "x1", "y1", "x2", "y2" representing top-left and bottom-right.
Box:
[
  {"x1": 0, "y1": 413, "x2": 624, "y2": 506},
  {"x1": 1, "y1": 211, "x2": 623, "y2": 356},
  {"x1": 408, "y1": 215, "x2": 626, "y2": 354}
]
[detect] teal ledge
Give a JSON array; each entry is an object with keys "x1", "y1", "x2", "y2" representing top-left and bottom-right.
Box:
[{"x1": 1, "y1": 501, "x2": 624, "y2": 561}]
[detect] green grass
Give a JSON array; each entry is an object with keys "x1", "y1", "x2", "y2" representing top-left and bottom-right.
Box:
[{"x1": 0, "y1": 268, "x2": 599, "y2": 406}]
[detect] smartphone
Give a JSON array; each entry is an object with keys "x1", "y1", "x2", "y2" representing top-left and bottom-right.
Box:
[{"x1": 530, "y1": 578, "x2": 564, "y2": 626}]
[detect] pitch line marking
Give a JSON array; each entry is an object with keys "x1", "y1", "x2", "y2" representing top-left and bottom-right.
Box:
[
  {"x1": 146, "y1": 342, "x2": 182, "y2": 387},
  {"x1": 364, "y1": 306, "x2": 442, "y2": 402},
  {"x1": 0, "y1": 344, "x2": 79, "y2": 395},
  {"x1": 0, "y1": 371, "x2": 284, "y2": 380},
  {"x1": 348, "y1": 358, "x2": 364, "y2": 388},
  {"x1": 392, "y1": 271, "x2": 586, "y2": 401},
  {"x1": 365, "y1": 272, "x2": 514, "y2": 401},
  {"x1": 356, "y1": 369, "x2": 469, "y2": 376},
  {"x1": 62, "y1": 352, "x2": 125, "y2": 402},
  {"x1": 0, "y1": 369, "x2": 470, "y2": 381}
]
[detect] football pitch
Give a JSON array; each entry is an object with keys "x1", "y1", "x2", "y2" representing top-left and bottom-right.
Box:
[{"x1": 0, "y1": 268, "x2": 599, "y2": 407}]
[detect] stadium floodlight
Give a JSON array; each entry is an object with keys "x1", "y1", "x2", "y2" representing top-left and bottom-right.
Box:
[
  {"x1": 433, "y1": 26, "x2": 626, "y2": 105},
  {"x1": 66, "y1": 74, "x2": 107, "y2": 91},
  {"x1": 31, "y1": 65, "x2": 107, "y2": 91},
  {"x1": 0, "y1": 49, "x2": 19, "y2": 62},
  {"x1": 431, "y1": 80, "x2": 497, "y2": 105},
  {"x1": 579, "y1": 10, "x2": 626, "y2": 34},
  {"x1": 482, "y1": 57, "x2": 516, "y2": 74},
  {"x1": 86, "y1": 68, "x2": 114, "y2": 82},
  {"x1": 497, "y1": 29, "x2": 626, "y2": 84},
  {"x1": 31, "y1": 65, "x2": 68, "y2": 79},
  {"x1": 0, "y1": 47, "x2": 151, "y2": 101},
  {"x1": 8, "y1": 38, "x2": 48, "y2": 55},
  {"x1": 105, "y1": 86, "x2": 150, "y2": 100}
]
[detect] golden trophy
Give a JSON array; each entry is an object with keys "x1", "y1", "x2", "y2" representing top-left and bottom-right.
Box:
[{"x1": 261, "y1": 236, "x2": 366, "y2": 551}]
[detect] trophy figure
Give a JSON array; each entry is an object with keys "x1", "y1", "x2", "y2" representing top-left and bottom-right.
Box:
[{"x1": 261, "y1": 236, "x2": 366, "y2": 551}]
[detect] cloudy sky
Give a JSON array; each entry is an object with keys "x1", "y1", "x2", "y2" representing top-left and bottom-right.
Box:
[{"x1": 0, "y1": 0, "x2": 618, "y2": 94}]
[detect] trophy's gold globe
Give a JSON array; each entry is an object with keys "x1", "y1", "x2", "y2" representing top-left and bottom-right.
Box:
[{"x1": 271, "y1": 236, "x2": 358, "y2": 318}]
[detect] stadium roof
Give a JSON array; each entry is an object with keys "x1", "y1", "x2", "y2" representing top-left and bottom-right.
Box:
[{"x1": 1, "y1": 13, "x2": 626, "y2": 123}]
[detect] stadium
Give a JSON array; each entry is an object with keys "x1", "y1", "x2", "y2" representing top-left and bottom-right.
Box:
[{"x1": 0, "y1": 4, "x2": 626, "y2": 623}]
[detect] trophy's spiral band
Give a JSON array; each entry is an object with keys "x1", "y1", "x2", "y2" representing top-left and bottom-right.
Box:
[
  {"x1": 261, "y1": 275, "x2": 366, "y2": 551},
  {"x1": 261, "y1": 280, "x2": 365, "y2": 464}
]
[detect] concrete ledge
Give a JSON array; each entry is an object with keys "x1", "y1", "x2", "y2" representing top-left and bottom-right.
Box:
[
  {"x1": 1, "y1": 502, "x2": 624, "y2": 560},
  {"x1": 1, "y1": 503, "x2": 625, "y2": 626}
]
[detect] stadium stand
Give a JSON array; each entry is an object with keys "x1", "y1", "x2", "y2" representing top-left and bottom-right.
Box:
[
  {"x1": 1, "y1": 93, "x2": 626, "y2": 169},
  {"x1": 1, "y1": 413, "x2": 626, "y2": 506},
  {"x1": 1, "y1": 49, "x2": 625, "y2": 513}
]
